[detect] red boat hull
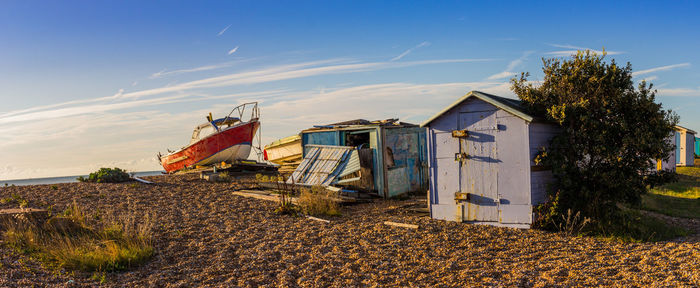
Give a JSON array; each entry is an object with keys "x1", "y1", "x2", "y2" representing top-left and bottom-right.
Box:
[{"x1": 161, "y1": 120, "x2": 259, "y2": 173}]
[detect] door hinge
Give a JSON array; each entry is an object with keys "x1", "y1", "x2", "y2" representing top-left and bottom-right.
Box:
[
  {"x1": 455, "y1": 192, "x2": 470, "y2": 201},
  {"x1": 451, "y1": 130, "x2": 469, "y2": 138}
]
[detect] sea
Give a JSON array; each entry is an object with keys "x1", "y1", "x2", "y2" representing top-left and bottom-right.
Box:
[{"x1": 0, "y1": 171, "x2": 165, "y2": 186}]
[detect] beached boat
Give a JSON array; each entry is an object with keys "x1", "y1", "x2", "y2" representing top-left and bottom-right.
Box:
[
  {"x1": 264, "y1": 134, "x2": 302, "y2": 173},
  {"x1": 264, "y1": 134, "x2": 302, "y2": 164},
  {"x1": 159, "y1": 102, "x2": 260, "y2": 173}
]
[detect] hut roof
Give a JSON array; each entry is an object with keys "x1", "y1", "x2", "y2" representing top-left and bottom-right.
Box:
[
  {"x1": 421, "y1": 91, "x2": 536, "y2": 127},
  {"x1": 675, "y1": 125, "x2": 697, "y2": 135}
]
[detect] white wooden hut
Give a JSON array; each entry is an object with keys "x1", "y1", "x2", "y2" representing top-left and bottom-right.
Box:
[{"x1": 421, "y1": 91, "x2": 559, "y2": 228}]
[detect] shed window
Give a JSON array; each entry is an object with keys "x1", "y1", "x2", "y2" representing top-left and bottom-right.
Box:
[{"x1": 345, "y1": 131, "x2": 370, "y2": 148}]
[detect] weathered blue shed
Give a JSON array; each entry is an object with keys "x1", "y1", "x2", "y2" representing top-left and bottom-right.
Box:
[
  {"x1": 421, "y1": 91, "x2": 559, "y2": 228},
  {"x1": 300, "y1": 119, "x2": 428, "y2": 198}
]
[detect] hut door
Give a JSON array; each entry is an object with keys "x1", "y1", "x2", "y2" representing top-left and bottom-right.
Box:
[{"x1": 458, "y1": 111, "x2": 499, "y2": 222}]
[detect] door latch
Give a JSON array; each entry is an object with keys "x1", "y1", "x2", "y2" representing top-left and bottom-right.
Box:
[{"x1": 455, "y1": 152, "x2": 469, "y2": 161}]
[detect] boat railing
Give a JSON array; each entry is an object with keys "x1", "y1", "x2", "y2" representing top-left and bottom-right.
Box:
[
  {"x1": 224, "y1": 102, "x2": 263, "y2": 162},
  {"x1": 223, "y1": 102, "x2": 259, "y2": 125}
]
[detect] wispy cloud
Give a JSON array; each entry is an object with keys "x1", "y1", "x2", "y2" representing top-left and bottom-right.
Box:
[
  {"x1": 487, "y1": 51, "x2": 533, "y2": 80},
  {"x1": 217, "y1": 24, "x2": 231, "y2": 36},
  {"x1": 545, "y1": 44, "x2": 623, "y2": 57},
  {"x1": 632, "y1": 63, "x2": 690, "y2": 76},
  {"x1": 150, "y1": 62, "x2": 236, "y2": 79},
  {"x1": 391, "y1": 41, "x2": 431, "y2": 61},
  {"x1": 228, "y1": 46, "x2": 239, "y2": 55},
  {"x1": 0, "y1": 79, "x2": 512, "y2": 179},
  {"x1": 657, "y1": 87, "x2": 700, "y2": 97},
  {"x1": 639, "y1": 76, "x2": 658, "y2": 82},
  {"x1": 0, "y1": 58, "x2": 494, "y2": 126}
]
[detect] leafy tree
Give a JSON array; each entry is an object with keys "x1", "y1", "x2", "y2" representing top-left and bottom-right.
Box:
[{"x1": 511, "y1": 50, "x2": 678, "y2": 225}]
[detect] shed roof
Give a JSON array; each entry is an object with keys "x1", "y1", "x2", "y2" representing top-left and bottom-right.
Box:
[
  {"x1": 675, "y1": 125, "x2": 697, "y2": 135},
  {"x1": 420, "y1": 91, "x2": 534, "y2": 127},
  {"x1": 303, "y1": 118, "x2": 418, "y2": 133}
]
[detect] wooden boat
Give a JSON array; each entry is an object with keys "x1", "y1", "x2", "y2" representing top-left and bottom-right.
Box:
[
  {"x1": 159, "y1": 103, "x2": 260, "y2": 173},
  {"x1": 264, "y1": 134, "x2": 302, "y2": 173},
  {"x1": 264, "y1": 134, "x2": 302, "y2": 164}
]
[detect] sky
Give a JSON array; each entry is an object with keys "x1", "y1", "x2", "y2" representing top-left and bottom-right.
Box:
[{"x1": 1, "y1": 0, "x2": 699, "y2": 180}]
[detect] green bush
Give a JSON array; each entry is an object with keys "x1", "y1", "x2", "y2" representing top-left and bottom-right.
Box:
[
  {"x1": 77, "y1": 168, "x2": 131, "y2": 183},
  {"x1": 512, "y1": 50, "x2": 678, "y2": 223}
]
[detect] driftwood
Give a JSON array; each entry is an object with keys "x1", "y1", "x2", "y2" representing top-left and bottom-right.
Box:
[
  {"x1": 305, "y1": 216, "x2": 330, "y2": 223},
  {"x1": 132, "y1": 176, "x2": 154, "y2": 184},
  {"x1": 383, "y1": 221, "x2": 419, "y2": 229},
  {"x1": 233, "y1": 190, "x2": 298, "y2": 204},
  {"x1": 0, "y1": 208, "x2": 49, "y2": 228}
]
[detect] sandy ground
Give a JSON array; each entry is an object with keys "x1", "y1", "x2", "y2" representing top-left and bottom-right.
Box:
[{"x1": 0, "y1": 174, "x2": 698, "y2": 287}]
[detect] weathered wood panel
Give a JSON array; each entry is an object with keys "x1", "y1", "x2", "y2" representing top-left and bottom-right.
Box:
[
  {"x1": 494, "y1": 111, "x2": 530, "y2": 205},
  {"x1": 459, "y1": 110, "x2": 499, "y2": 222},
  {"x1": 457, "y1": 97, "x2": 499, "y2": 113},
  {"x1": 494, "y1": 111, "x2": 532, "y2": 224}
]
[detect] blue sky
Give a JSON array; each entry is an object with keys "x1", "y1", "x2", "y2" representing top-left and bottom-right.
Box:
[{"x1": 1, "y1": 1, "x2": 699, "y2": 179}]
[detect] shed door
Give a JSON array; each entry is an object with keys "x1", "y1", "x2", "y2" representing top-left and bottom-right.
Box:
[{"x1": 459, "y1": 111, "x2": 499, "y2": 222}]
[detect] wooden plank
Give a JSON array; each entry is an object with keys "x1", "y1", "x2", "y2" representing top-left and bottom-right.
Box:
[
  {"x1": 306, "y1": 216, "x2": 330, "y2": 223},
  {"x1": 132, "y1": 176, "x2": 154, "y2": 184},
  {"x1": 383, "y1": 221, "x2": 419, "y2": 229},
  {"x1": 233, "y1": 191, "x2": 297, "y2": 204},
  {"x1": 0, "y1": 208, "x2": 49, "y2": 225}
]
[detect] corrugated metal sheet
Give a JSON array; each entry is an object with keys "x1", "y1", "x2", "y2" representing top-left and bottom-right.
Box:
[
  {"x1": 337, "y1": 150, "x2": 360, "y2": 179},
  {"x1": 288, "y1": 145, "x2": 355, "y2": 186}
]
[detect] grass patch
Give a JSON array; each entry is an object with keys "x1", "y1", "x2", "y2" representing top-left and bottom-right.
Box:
[
  {"x1": 1, "y1": 193, "x2": 28, "y2": 208},
  {"x1": 591, "y1": 208, "x2": 688, "y2": 242},
  {"x1": 642, "y1": 166, "x2": 700, "y2": 218},
  {"x1": 297, "y1": 186, "x2": 341, "y2": 217},
  {"x1": 1, "y1": 202, "x2": 153, "y2": 272}
]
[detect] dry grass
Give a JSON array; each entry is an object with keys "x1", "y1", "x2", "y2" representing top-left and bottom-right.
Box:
[
  {"x1": 1, "y1": 201, "x2": 153, "y2": 272},
  {"x1": 554, "y1": 209, "x2": 591, "y2": 236},
  {"x1": 297, "y1": 185, "x2": 341, "y2": 216}
]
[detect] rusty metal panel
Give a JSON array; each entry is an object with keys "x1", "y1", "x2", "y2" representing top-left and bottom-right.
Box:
[{"x1": 384, "y1": 127, "x2": 428, "y2": 197}]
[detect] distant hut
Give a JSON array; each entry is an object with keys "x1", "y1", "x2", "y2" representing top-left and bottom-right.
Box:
[
  {"x1": 421, "y1": 91, "x2": 559, "y2": 228},
  {"x1": 675, "y1": 125, "x2": 697, "y2": 167}
]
